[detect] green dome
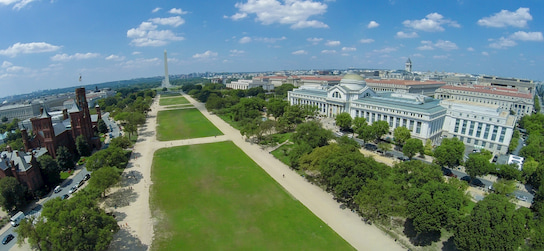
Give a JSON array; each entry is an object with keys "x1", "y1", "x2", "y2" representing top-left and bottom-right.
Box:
[{"x1": 342, "y1": 74, "x2": 364, "y2": 81}]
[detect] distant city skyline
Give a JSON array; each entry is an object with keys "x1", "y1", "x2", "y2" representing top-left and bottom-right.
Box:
[{"x1": 0, "y1": 0, "x2": 543, "y2": 97}]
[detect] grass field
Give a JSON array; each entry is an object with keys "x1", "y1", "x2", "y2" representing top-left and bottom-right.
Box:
[
  {"x1": 159, "y1": 96, "x2": 189, "y2": 106},
  {"x1": 156, "y1": 108, "x2": 222, "y2": 141},
  {"x1": 151, "y1": 141, "x2": 353, "y2": 251}
]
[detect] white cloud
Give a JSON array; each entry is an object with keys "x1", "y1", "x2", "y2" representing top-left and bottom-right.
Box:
[
  {"x1": 152, "y1": 7, "x2": 161, "y2": 13},
  {"x1": 239, "y1": 36, "x2": 252, "y2": 43},
  {"x1": 105, "y1": 54, "x2": 125, "y2": 61},
  {"x1": 342, "y1": 47, "x2": 356, "y2": 52},
  {"x1": 119, "y1": 58, "x2": 160, "y2": 69},
  {"x1": 433, "y1": 55, "x2": 449, "y2": 59},
  {"x1": 402, "y1": 13, "x2": 459, "y2": 32},
  {"x1": 510, "y1": 31, "x2": 543, "y2": 41},
  {"x1": 321, "y1": 50, "x2": 336, "y2": 54},
  {"x1": 169, "y1": 8, "x2": 188, "y2": 15},
  {"x1": 132, "y1": 51, "x2": 141, "y2": 55},
  {"x1": 416, "y1": 40, "x2": 457, "y2": 51},
  {"x1": 192, "y1": 50, "x2": 218, "y2": 59},
  {"x1": 292, "y1": 50, "x2": 307, "y2": 55},
  {"x1": 229, "y1": 0, "x2": 329, "y2": 29},
  {"x1": 325, "y1": 40, "x2": 340, "y2": 46},
  {"x1": 0, "y1": 0, "x2": 37, "y2": 10},
  {"x1": 396, "y1": 31, "x2": 418, "y2": 38},
  {"x1": 0, "y1": 42, "x2": 60, "y2": 57},
  {"x1": 434, "y1": 40, "x2": 458, "y2": 50},
  {"x1": 481, "y1": 51, "x2": 489, "y2": 56},
  {"x1": 411, "y1": 53, "x2": 424, "y2": 58},
  {"x1": 359, "y1": 38, "x2": 374, "y2": 44},
  {"x1": 149, "y1": 16, "x2": 185, "y2": 27},
  {"x1": 467, "y1": 47, "x2": 475, "y2": 52},
  {"x1": 307, "y1": 37, "x2": 323, "y2": 44},
  {"x1": 1, "y1": 61, "x2": 13, "y2": 68},
  {"x1": 367, "y1": 21, "x2": 379, "y2": 29},
  {"x1": 489, "y1": 37, "x2": 517, "y2": 49},
  {"x1": 127, "y1": 19, "x2": 184, "y2": 47},
  {"x1": 477, "y1": 7, "x2": 532, "y2": 28},
  {"x1": 51, "y1": 52, "x2": 100, "y2": 61},
  {"x1": 254, "y1": 36, "x2": 286, "y2": 43},
  {"x1": 373, "y1": 47, "x2": 397, "y2": 53},
  {"x1": 229, "y1": 49, "x2": 245, "y2": 56}
]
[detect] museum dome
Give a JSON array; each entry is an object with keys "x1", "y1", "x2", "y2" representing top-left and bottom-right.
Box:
[{"x1": 339, "y1": 73, "x2": 366, "y2": 90}]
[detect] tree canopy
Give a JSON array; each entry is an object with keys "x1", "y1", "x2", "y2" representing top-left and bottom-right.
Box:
[
  {"x1": 335, "y1": 112, "x2": 352, "y2": 131},
  {"x1": 403, "y1": 138, "x2": 424, "y2": 159},
  {"x1": 0, "y1": 177, "x2": 26, "y2": 212},
  {"x1": 394, "y1": 126, "x2": 411, "y2": 146},
  {"x1": 433, "y1": 137, "x2": 464, "y2": 168}
]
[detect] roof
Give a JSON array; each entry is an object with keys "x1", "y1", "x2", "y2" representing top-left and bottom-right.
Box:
[
  {"x1": 352, "y1": 92, "x2": 446, "y2": 115},
  {"x1": 365, "y1": 79, "x2": 445, "y2": 86},
  {"x1": 342, "y1": 74, "x2": 364, "y2": 81},
  {"x1": 39, "y1": 107, "x2": 51, "y2": 118},
  {"x1": 438, "y1": 85, "x2": 532, "y2": 99}
]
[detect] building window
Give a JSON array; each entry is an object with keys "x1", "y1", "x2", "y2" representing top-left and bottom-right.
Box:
[
  {"x1": 491, "y1": 126, "x2": 498, "y2": 141},
  {"x1": 389, "y1": 116, "x2": 393, "y2": 126},
  {"x1": 461, "y1": 120, "x2": 468, "y2": 134},
  {"x1": 484, "y1": 124, "x2": 490, "y2": 139},
  {"x1": 396, "y1": 117, "x2": 400, "y2": 127},
  {"x1": 403, "y1": 119, "x2": 407, "y2": 127},
  {"x1": 468, "y1": 122, "x2": 475, "y2": 136},
  {"x1": 409, "y1": 120, "x2": 414, "y2": 131},
  {"x1": 476, "y1": 123, "x2": 482, "y2": 137},
  {"x1": 474, "y1": 139, "x2": 479, "y2": 145},
  {"x1": 467, "y1": 138, "x2": 471, "y2": 144},
  {"x1": 499, "y1": 127, "x2": 506, "y2": 143},
  {"x1": 454, "y1": 119, "x2": 460, "y2": 133},
  {"x1": 416, "y1": 121, "x2": 422, "y2": 134}
]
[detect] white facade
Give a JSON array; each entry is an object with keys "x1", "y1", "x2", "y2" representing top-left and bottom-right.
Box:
[
  {"x1": 440, "y1": 100, "x2": 515, "y2": 154},
  {"x1": 226, "y1": 79, "x2": 274, "y2": 91},
  {"x1": 288, "y1": 74, "x2": 447, "y2": 143}
]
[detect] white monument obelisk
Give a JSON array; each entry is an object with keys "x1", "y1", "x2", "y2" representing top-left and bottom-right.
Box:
[{"x1": 162, "y1": 50, "x2": 171, "y2": 88}]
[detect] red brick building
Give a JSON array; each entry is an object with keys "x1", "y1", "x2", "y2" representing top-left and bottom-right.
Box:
[{"x1": 0, "y1": 146, "x2": 44, "y2": 191}]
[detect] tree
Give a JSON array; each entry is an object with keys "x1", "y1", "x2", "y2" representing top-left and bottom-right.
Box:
[
  {"x1": 1, "y1": 116, "x2": 7, "y2": 123},
  {"x1": 377, "y1": 142, "x2": 392, "y2": 154},
  {"x1": 85, "y1": 147, "x2": 129, "y2": 171},
  {"x1": 491, "y1": 179, "x2": 516, "y2": 196},
  {"x1": 535, "y1": 94, "x2": 541, "y2": 113},
  {"x1": 424, "y1": 139, "x2": 434, "y2": 156},
  {"x1": 335, "y1": 112, "x2": 352, "y2": 131},
  {"x1": 274, "y1": 84, "x2": 295, "y2": 97},
  {"x1": 278, "y1": 105, "x2": 306, "y2": 132},
  {"x1": 88, "y1": 166, "x2": 121, "y2": 197},
  {"x1": 76, "y1": 135, "x2": 92, "y2": 157},
  {"x1": 433, "y1": 137, "x2": 464, "y2": 168},
  {"x1": 465, "y1": 153, "x2": 491, "y2": 178},
  {"x1": 371, "y1": 121, "x2": 389, "y2": 140},
  {"x1": 352, "y1": 117, "x2": 367, "y2": 135},
  {"x1": 56, "y1": 146, "x2": 74, "y2": 171},
  {"x1": 0, "y1": 177, "x2": 26, "y2": 212},
  {"x1": 109, "y1": 136, "x2": 132, "y2": 149},
  {"x1": 266, "y1": 98, "x2": 288, "y2": 119},
  {"x1": 97, "y1": 119, "x2": 108, "y2": 134},
  {"x1": 16, "y1": 195, "x2": 119, "y2": 250},
  {"x1": 299, "y1": 144, "x2": 344, "y2": 171},
  {"x1": 291, "y1": 120, "x2": 333, "y2": 149},
  {"x1": 230, "y1": 97, "x2": 264, "y2": 122},
  {"x1": 403, "y1": 138, "x2": 424, "y2": 159},
  {"x1": 454, "y1": 194, "x2": 531, "y2": 251},
  {"x1": 393, "y1": 126, "x2": 411, "y2": 146},
  {"x1": 38, "y1": 155, "x2": 61, "y2": 188}
]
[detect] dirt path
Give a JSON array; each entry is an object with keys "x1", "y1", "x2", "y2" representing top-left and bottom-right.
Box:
[{"x1": 106, "y1": 94, "x2": 405, "y2": 251}]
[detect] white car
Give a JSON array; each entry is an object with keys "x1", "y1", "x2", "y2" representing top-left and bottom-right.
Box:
[
  {"x1": 54, "y1": 186, "x2": 62, "y2": 193},
  {"x1": 68, "y1": 186, "x2": 78, "y2": 194}
]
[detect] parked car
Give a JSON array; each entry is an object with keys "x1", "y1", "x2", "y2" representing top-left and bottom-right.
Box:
[
  {"x1": 460, "y1": 176, "x2": 471, "y2": 183},
  {"x1": 84, "y1": 173, "x2": 91, "y2": 181},
  {"x1": 492, "y1": 155, "x2": 498, "y2": 163},
  {"x1": 471, "y1": 178, "x2": 485, "y2": 188},
  {"x1": 78, "y1": 179, "x2": 85, "y2": 188},
  {"x1": 516, "y1": 195, "x2": 528, "y2": 202},
  {"x1": 54, "y1": 185, "x2": 62, "y2": 193},
  {"x1": 61, "y1": 194, "x2": 69, "y2": 200},
  {"x1": 384, "y1": 152, "x2": 394, "y2": 157},
  {"x1": 69, "y1": 186, "x2": 78, "y2": 194},
  {"x1": 442, "y1": 168, "x2": 457, "y2": 178},
  {"x1": 364, "y1": 143, "x2": 377, "y2": 151},
  {"x1": 397, "y1": 156, "x2": 410, "y2": 162},
  {"x1": 2, "y1": 234, "x2": 14, "y2": 245}
]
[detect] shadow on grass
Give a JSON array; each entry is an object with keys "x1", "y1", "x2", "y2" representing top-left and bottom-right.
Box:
[
  {"x1": 403, "y1": 218, "x2": 441, "y2": 246},
  {"x1": 442, "y1": 235, "x2": 458, "y2": 251},
  {"x1": 108, "y1": 227, "x2": 148, "y2": 251}
]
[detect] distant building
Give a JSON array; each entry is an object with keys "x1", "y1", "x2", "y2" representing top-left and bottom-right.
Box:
[
  {"x1": 478, "y1": 75, "x2": 535, "y2": 93},
  {"x1": 365, "y1": 79, "x2": 445, "y2": 96},
  {"x1": 0, "y1": 101, "x2": 42, "y2": 122},
  {"x1": 226, "y1": 79, "x2": 274, "y2": 91},
  {"x1": 21, "y1": 87, "x2": 101, "y2": 159},
  {"x1": 434, "y1": 85, "x2": 533, "y2": 117},
  {"x1": 405, "y1": 58, "x2": 412, "y2": 73},
  {"x1": 441, "y1": 100, "x2": 515, "y2": 154}
]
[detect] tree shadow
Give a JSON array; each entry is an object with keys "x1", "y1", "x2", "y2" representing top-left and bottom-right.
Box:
[
  {"x1": 119, "y1": 170, "x2": 143, "y2": 187},
  {"x1": 108, "y1": 227, "x2": 148, "y2": 251},
  {"x1": 442, "y1": 235, "x2": 458, "y2": 251},
  {"x1": 131, "y1": 152, "x2": 143, "y2": 159},
  {"x1": 104, "y1": 188, "x2": 139, "y2": 208},
  {"x1": 403, "y1": 218, "x2": 441, "y2": 246}
]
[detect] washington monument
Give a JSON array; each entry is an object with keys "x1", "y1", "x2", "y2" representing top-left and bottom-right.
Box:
[{"x1": 162, "y1": 50, "x2": 172, "y2": 88}]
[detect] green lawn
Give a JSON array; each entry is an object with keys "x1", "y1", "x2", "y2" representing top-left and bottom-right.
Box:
[
  {"x1": 159, "y1": 96, "x2": 190, "y2": 106},
  {"x1": 151, "y1": 141, "x2": 353, "y2": 251},
  {"x1": 156, "y1": 108, "x2": 222, "y2": 141}
]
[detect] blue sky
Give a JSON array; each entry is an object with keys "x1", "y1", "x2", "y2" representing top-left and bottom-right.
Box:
[{"x1": 0, "y1": 0, "x2": 543, "y2": 97}]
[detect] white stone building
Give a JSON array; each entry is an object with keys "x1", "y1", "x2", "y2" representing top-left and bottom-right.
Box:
[
  {"x1": 226, "y1": 79, "x2": 274, "y2": 91},
  {"x1": 440, "y1": 100, "x2": 515, "y2": 154}
]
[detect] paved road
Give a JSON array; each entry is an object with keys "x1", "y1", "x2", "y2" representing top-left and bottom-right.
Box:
[{"x1": 0, "y1": 167, "x2": 91, "y2": 251}]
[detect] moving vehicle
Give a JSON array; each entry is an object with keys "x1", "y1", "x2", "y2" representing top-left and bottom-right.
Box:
[
  {"x1": 10, "y1": 211, "x2": 25, "y2": 227},
  {"x1": 2, "y1": 234, "x2": 14, "y2": 245}
]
